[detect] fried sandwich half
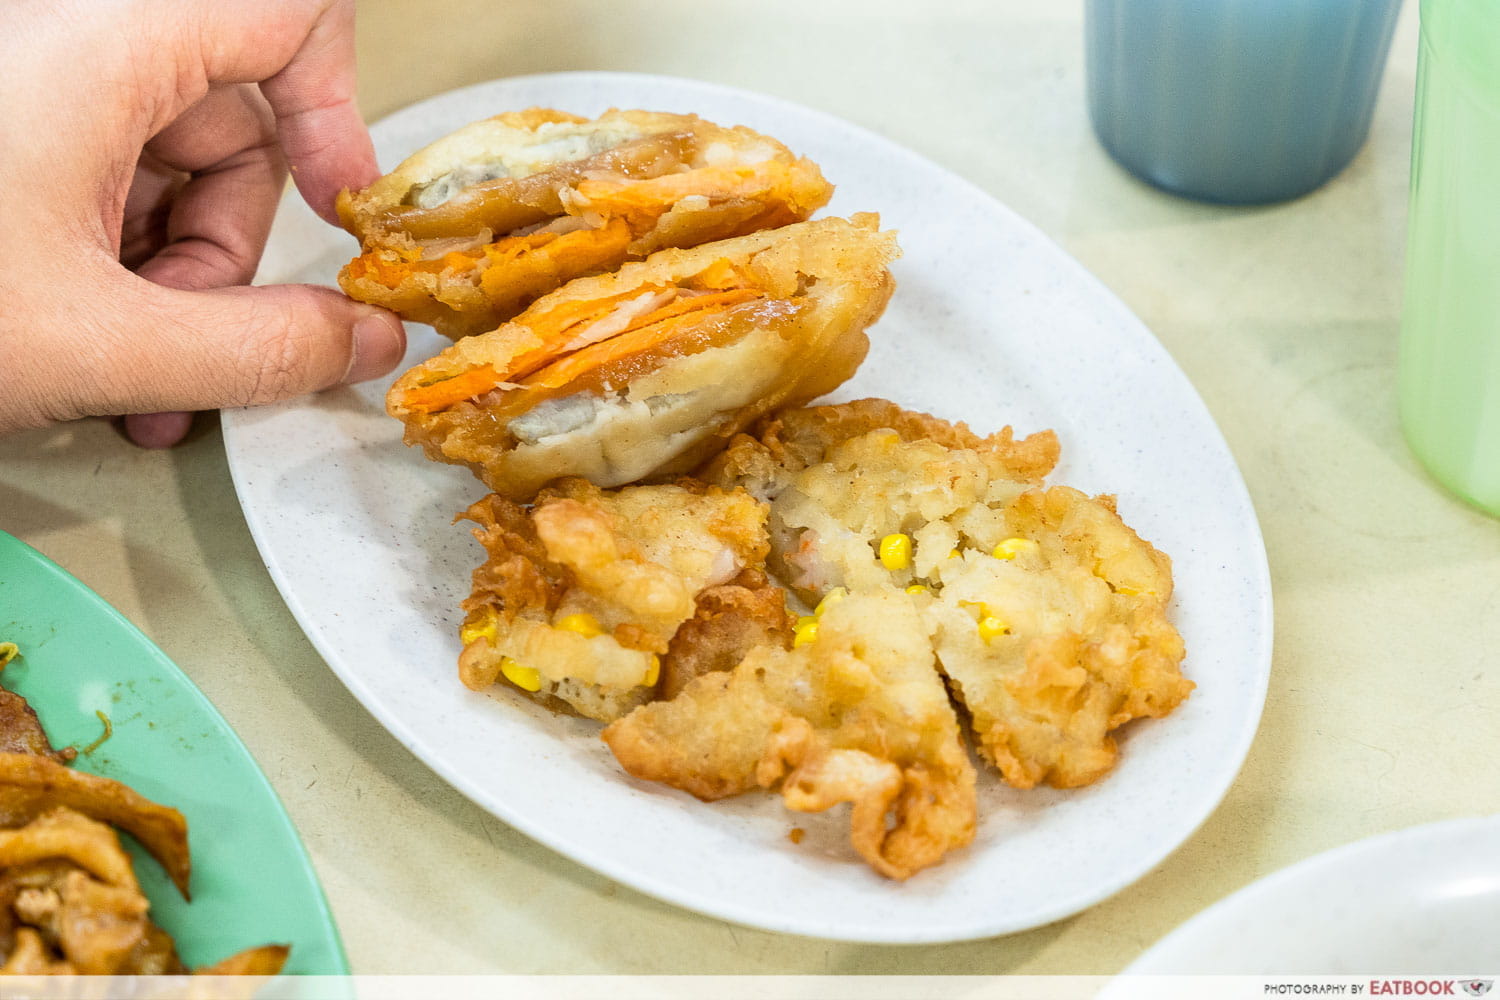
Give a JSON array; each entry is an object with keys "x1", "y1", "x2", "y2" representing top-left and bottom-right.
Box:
[
  {"x1": 339, "y1": 108, "x2": 833, "y2": 338},
  {"x1": 388, "y1": 214, "x2": 899, "y2": 500}
]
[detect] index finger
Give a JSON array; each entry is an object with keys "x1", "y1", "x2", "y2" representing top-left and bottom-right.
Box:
[{"x1": 195, "y1": 0, "x2": 379, "y2": 224}]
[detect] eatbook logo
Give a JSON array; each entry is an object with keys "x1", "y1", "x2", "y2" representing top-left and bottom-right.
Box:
[{"x1": 1463, "y1": 983, "x2": 1493, "y2": 997}]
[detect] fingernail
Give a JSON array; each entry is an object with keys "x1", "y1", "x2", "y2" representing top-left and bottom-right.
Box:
[{"x1": 345, "y1": 311, "x2": 406, "y2": 384}]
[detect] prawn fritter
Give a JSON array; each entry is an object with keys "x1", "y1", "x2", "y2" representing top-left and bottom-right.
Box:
[
  {"x1": 338, "y1": 108, "x2": 833, "y2": 338},
  {"x1": 603, "y1": 591, "x2": 976, "y2": 880},
  {"x1": 709, "y1": 399, "x2": 1192, "y2": 790},
  {"x1": 389, "y1": 215, "x2": 899, "y2": 500},
  {"x1": 457, "y1": 478, "x2": 773, "y2": 722}
]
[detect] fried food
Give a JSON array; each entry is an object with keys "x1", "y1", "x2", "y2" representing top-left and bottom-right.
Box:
[
  {"x1": 457, "y1": 478, "x2": 776, "y2": 722},
  {"x1": 657, "y1": 568, "x2": 792, "y2": 700},
  {"x1": 705, "y1": 399, "x2": 1193, "y2": 790},
  {"x1": 0, "y1": 690, "x2": 73, "y2": 765},
  {"x1": 603, "y1": 590, "x2": 976, "y2": 880},
  {"x1": 0, "y1": 753, "x2": 190, "y2": 898},
  {"x1": 338, "y1": 108, "x2": 833, "y2": 338},
  {"x1": 0, "y1": 651, "x2": 288, "y2": 976},
  {"x1": 389, "y1": 214, "x2": 899, "y2": 500}
]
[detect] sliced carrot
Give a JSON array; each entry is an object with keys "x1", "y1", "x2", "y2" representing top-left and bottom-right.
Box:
[
  {"x1": 520, "y1": 292, "x2": 766, "y2": 391},
  {"x1": 401, "y1": 365, "x2": 504, "y2": 413},
  {"x1": 571, "y1": 163, "x2": 795, "y2": 228},
  {"x1": 688, "y1": 258, "x2": 756, "y2": 292}
]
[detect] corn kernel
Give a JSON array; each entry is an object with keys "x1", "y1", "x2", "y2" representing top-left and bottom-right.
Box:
[
  {"x1": 992, "y1": 537, "x2": 1038, "y2": 560},
  {"x1": 905, "y1": 584, "x2": 929, "y2": 595},
  {"x1": 978, "y1": 616, "x2": 1010, "y2": 642},
  {"x1": 1115, "y1": 584, "x2": 1159, "y2": 599},
  {"x1": 947, "y1": 548, "x2": 962, "y2": 560},
  {"x1": 813, "y1": 586, "x2": 848, "y2": 617},
  {"x1": 878, "y1": 533, "x2": 912, "y2": 570},
  {"x1": 793, "y1": 616, "x2": 820, "y2": 647},
  {"x1": 459, "y1": 612, "x2": 497, "y2": 646},
  {"x1": 643, "y1": 655, "x2": 661, "y2": 687},
  {"x1": 500, "y1": 657, "x2": 542, "y2": 692},
  {"x1": 555, "y1": 612, "x2": 604, "y2": 637}
]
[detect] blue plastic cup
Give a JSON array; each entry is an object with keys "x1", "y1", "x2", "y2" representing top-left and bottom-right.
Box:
[{"x1": 1085, "y1": 0, "x2": 1403, "y2": 204}]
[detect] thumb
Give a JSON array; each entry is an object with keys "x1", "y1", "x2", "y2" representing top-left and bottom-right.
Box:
[{"x1": 88, "y1": 277, "x2": 406, "y2": 417}]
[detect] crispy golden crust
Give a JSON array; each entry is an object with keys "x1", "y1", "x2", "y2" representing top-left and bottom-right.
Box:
[
  {"x1": 338, "y1": 108, "x2": 833, "y2": 337},
  {"x1": 929, "y1": 486, "x2": 1193, "y2": 788},
  {"x1": 457, "y1": 479, "x2": 774, "y2": 722},
  {"x1": 603, "y1": 591, "x2": 976, "y2": 880},
  {"x1": 706, "y1": 400, "x2": 1191, "y2": 791},
  {"x1": 389, "y1": 215, "x2": 899, "y2": 501},
  {"x1": 0, "y1": 679, "x2": 288, "y2": 976},
  {"x1": 702, "y1": 397, "x2": 1060, "y2": 493},
  {"x1": 658, "y1": 569, "x2": 794, "y2": 701},
  {"x1": 0, "y1": 753, "x2": 189, "y2": 898}
]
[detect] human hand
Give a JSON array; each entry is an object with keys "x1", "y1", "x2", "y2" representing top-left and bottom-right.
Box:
[{"x1": 0, "y1": 0, "x2": 406, "y2": 447}]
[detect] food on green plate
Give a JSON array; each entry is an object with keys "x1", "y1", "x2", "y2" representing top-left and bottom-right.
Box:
[{"x1": 0, "y1": 646, "x2": 289, "y2": 976}]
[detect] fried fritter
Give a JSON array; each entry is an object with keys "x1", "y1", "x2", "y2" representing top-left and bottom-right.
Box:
[
  {"x1": 389, "y1": 215, "x2": 899, "y2": 500},
  {"x1": 0, "y1": 753, "x2": 189, "y2": 898},
  {"x1": 457, "y1": 478, "x2": 774, "y2": 722},
  {"x1": 0, "y1": 661, "x2": 288, "y2": 977},
  {"x1": 920, "y1": 486, "x2": 1192, "y2": 788},
  {"x1": 603, "y1": 590, "x2": 976, "y2": 880},
  {"x1": 338, "y1": 108, "x2": 833, "y2": 338},
  {"x1": 707, "y1": 400, "x2": 1192, "y2": 791}
]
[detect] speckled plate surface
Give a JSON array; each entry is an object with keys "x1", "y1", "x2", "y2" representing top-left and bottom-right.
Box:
[
  {"x1": 221, "y1": 72, "x2": 1272, "y2": 943},
  {"x1": 1116, "y1": 816, "x2": 1500, "y2": 975}
]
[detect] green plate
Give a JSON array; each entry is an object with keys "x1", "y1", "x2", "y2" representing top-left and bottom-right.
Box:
[{"x1": 0, "y1": 531, "x2": 349, "y2": 975}]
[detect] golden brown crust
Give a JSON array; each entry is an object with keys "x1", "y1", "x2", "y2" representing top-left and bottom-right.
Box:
[
  {"x1": 658, "y1": 569, "x2": 794, "y2": 701},
  {"x1": 704, "y1": 399, "x2": 1191, "y2": 792},
  {"x1": 703, "y1": 397, "x2": 1061, "y2": 489},
  {"x1": 338, "y1": 108, "x2": 834, "y2": 337},
  {"x1": 389, "y1": 215, "x2": 899, "y2": 501},
  {"x1": 457, "y1": 480, "x2": 775, "y2": 722},
  {"x1": 937, "y1": 485, "x2": 1192, "y2": 789},
  {"x1": 603, "y1": 590, "x2": 976, "y2": 880}
]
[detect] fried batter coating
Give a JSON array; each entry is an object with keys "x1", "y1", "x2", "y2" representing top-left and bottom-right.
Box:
[
  {"x1": 923, "y1": 486, "x2": 1192, "y2": 788},
  {"x1": 704, "y1": 397, "x2": 1061, "y2": 489},
  {"x1": 603, "y1": 590, "x2": 976, "y2": 879},
  {"x1": 338, "y1": 108, "x2": 833, "y2": 338},
  {"x1": 0, "y1": 672, "x2": 288, "y2": 977},
  {"x1": 0, "y1": 753, "x2": 189, "y2": 898},
  {"x1": 389, "y1": 215, "x2": 899, "y2": 500},
  {"x1": 458, "y1": 478, "x2": 774, "y2": 722},
  {"x1": 658, "y1": 569, "x2": 794, "y2": 701},
  {"x1": 0, "y1": 808, "x2": 289, "y2": 976},
  {"x1": 709, "y1": 400, "x2": 1191, "y2": 791}
]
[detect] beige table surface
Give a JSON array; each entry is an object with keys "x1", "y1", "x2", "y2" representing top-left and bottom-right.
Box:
[{"x1": 3, "y1": 0, "x2": 1498, "y2": 977}]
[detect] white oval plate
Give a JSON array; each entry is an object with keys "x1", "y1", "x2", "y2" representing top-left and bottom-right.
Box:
[
  {"x1": 1118, "y1": 815, "x2": 1500, "y2": 974},
  {"x1": 221, "y1": 72, "x2": 1272, "y2": 943}
]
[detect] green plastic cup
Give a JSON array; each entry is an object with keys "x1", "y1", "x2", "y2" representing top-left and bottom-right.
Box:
[{"x1": 1399, "y1": 0, "x2": 1500, "y2": 516}]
